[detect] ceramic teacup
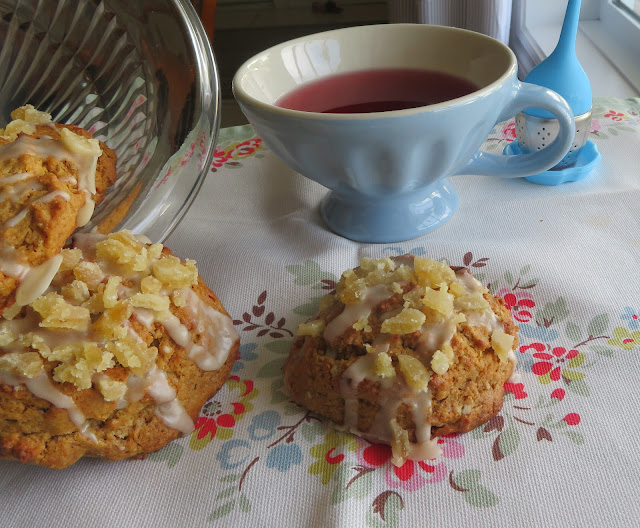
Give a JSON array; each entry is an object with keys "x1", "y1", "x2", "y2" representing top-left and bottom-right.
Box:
[{"x1": 233, "y1": 24, "x2": 575, "y2": 243}]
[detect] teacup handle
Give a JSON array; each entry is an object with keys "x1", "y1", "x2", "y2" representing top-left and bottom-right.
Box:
[{"x1": 454, "y1": 81, "x2": 575, "y2": 178}]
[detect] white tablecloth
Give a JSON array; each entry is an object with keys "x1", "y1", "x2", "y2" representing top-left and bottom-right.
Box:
[{"x1": 2, "y1": 97, "x2": 640, "y2": 527}]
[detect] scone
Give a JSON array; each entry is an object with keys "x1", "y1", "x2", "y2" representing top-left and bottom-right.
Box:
[
  {"x1": 283, "y1": 255, "x2": 518, "y2": 465},
  {"x1": 0, "y1": 230, "x2": 239, "y2": 469},
  {"x1": 0, "y1": 106, "x2": 117, "y2": 313}
]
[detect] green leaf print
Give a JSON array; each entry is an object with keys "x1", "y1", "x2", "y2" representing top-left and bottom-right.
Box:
[
  {"x1": 256, "y1": 358, "x2": 285, "y2": 378},
  {"x1": 265, "y1": 339, "x2": 293, "y2": 355},
  {"x1": 568, "y1": 353, "x2": 586, "y2": 369},
  {"x1": 367, "y1": 491, "x2": 404, "y2": 527},
  {"x1": 207, "y1": 500, "x2": 236, "y2": 521},
  {"x1": 536, "y1": 297, "x2": 569, "y2": 327},
  {"x1": 220, "y1": 474, "x2": 241, "y2": 483},
  {"x1": 565, "y1": 321, "x2": 583, "y2": 342},
  {"x1": 504, "y1": 270, "x2": 514, "y2": 285},
  {"x1": 215, "y1": 486, "x2": 236, "y2": 501},
  {"x1": 293, "y1": 296, "x2": 324, "y2": 317},
  {"x1": 587, "y1": 314, "x2": 609, "y2": 337},
  {"x1": 562, "y1": 369, "x2": 586, "y2": 381},
  {"x1": 565, "y1": 379, "x2": 590, "y2": 397},
  {"x1": 498, "y1": 422, "x2": 520, "y2": 458},
  {"x1": 270, "y1": 378, "x2": 289, "y2": 404},
  {"x1": 148, "y1": 443, "x2": 183, "y2": 468},
  {"x1": 464, "y1": 486, "x2": 501, "y2": 508},
  {"x1": 452, "y1": 470, "x2": 481, "y2": 490},
  {"x1": 520, "y1": 264, "x2": 532, "y2": 275},
  {"x1": 238, "y1": 494, "x2": 251, "y2": 513},
  {"x1": 286, "y1": 261, "x2": 336, "y2": 286},
  {"x1": 590, "y1": 345, "x2": 614, "y2": 357},
  {"x1": 332, "y1": 466, "x2": 374, "y2": 504},
  {"x1": 564, "y1": 431, "x2": 585, "y2": 445}
]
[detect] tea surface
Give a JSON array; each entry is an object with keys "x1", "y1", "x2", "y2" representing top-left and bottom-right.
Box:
[{"x1": 276, "y1": 68, "x2": 479, "y2": 113}]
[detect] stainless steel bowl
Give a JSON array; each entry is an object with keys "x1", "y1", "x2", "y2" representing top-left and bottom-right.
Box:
[{"x1": 0, "y1": 0, "x2": 220, "y2": 242}]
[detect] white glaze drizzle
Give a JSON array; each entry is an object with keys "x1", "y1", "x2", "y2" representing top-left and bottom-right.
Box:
[{"x1": 324, "y1": 284, "x2": 393, "y2": 345}]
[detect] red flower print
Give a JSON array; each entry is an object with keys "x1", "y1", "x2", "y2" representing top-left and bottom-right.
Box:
[
  {"x1": 519, "y1": 342, "x2": 545, "y2": 354},
  {"x1": 504, "y1": 382, "x2": 528, "y2": 399},
  {"x1": 212, "y1": 147, "x2": 232, "y2": 168},
  {"x1": 562, "y1": 413, "x2": 581, "y2": 426},
  {"x1": 190, "y1": 377, "x2": 257, "y2": 449},
  {"x1": 604, "y1": 110, "x2": 624, "y2": 121},
  {"x1": 531, "y1": 346, "x2": 585, "y2": 385},
  {"x1": 325, "y1": 447, "x2": 344, "y2": 465},
  {"x1": 229, "y1": 138, "x2": 262, "y2": 158},
  {"x1": 551, "y1": 388, "x2": 566, "y2": 400},
  {"x1": 502, "y1": 121, "x2": 517, "y2": 142},
  {"x1": 356, "y1": 435, "x2": 464, "y2": 492},
  {"x1": 497, "y1": 289, "x2": 536, "y2": 323}
]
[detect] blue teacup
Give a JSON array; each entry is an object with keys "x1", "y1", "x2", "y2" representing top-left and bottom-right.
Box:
[{"x1": 233, "y1": 24, "x2": 574, "y2": 243}]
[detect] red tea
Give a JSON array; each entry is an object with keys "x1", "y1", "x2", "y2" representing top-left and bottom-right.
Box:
[{"x1": 276, "y1": 68, "x2": 479, "y2": 113}]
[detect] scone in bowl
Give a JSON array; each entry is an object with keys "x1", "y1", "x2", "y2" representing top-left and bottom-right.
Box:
[{"x1": 0, "y1": 0, "x2": 220, "y2": 242}]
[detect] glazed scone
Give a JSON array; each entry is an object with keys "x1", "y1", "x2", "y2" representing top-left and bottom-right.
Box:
[
  {"x1": 283, "y1": 255, "x2": 518, "y2": 465},
  {"x1": 0, "y1": 230, "x2": 239, "y2": 469},
  {"x1": 0, "y1": 106, "x2": 117, "y2": 313}
]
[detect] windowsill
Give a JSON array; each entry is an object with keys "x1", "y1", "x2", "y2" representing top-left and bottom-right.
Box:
[
  {"x1": 525, "y1": 19, "x2": 639, "y2": 98},
  {"x1": 216, "y1": 3, "x2": 387, "y2": 31}
]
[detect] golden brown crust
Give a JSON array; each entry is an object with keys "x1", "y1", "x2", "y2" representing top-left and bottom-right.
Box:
[
  {"x1": 283, "y1": 268, "x2": 518, "y2": 445},
  {"x1": 0, "y1": 276, "x2": 239, "y2": 469}
]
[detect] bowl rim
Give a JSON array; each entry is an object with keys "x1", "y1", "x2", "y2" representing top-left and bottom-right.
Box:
[
  {"x1": 125, "y1": 0, "x2": 221, "y2": 242},
  {"x1": 232, "y1": 23, "x2": 518, "y2": 121}
]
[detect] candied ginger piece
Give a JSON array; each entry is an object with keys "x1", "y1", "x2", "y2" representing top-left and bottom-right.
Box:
[
  {"x1": 491, "y1": 329, "x2": 515, "y2": 362},
  {"x1": 59, "y1": 249, "x2": 83, "y2": 272},
  {"x1": 0, "y1": 351, "x2": 43, "y2": 378},
  {"x1": 2, "y1": 304, "x2": 22, "y2": 320},
  {"x1": 141, "y1": 276, "x2": 163, "y2": 294},
  {"x1": 352, "y1": 315, "x2": 372, "y2": 333},
  {"x1": 103, "y1": 276, "x2": 122, "y2": 309},
  {"x1": 10, "y1": 105, "x2": 52, "y2": 124},
  {"x1": 96, "y1": 232, "x2": 150, "y2": 273},
  {"x1": 97, "y1": 377, "x2": 127, "y2": 402},
  {"x1": 397, "y1": 354, "x2": 430, "y2": 391},
  {"x1": 172, "y1": 289, "x2": 188, "y2": 308},
  {"x1": 106, "y1": 337, "x2": 157, "y2": 376},
  {"x1": 381, "y1": 308, "x2": 426, "y2": 335},
  {"x1": 414, "y1": 257, "x2": 456, "y2": 289},
  {"x1": 375, "y1": 352, "x2": 396, "y2": 378},
  {"x1": 19, "y1": 332, "x2": 51, "y2": 356},
  {"x1": 454, "y1": 292, "x2": 490, "y2": 312},
  {"x1": 51, "y1": 343, "x2": 114, "y2": 389},
  {"x1": 152, "y1": 255, "x2": 198, "y2": 289},
  {"x1": 130, "y1": 293, "x2": 170, "y2": 313},
  {"x1": 0, "y1": 325, "x2": 15, "y2": 346},
  {"x1": 422, "y1": 284, "x2": 454, "y2": 316},
  {"x1": 297, "y1": 319, "x2": 326, "y2": 337},
  {"x1": 74, "y1": 261, "x2": 104, "y2": 289},
  {"x1": 94, "y1": 301, "x2": 133, "y2": 340},
  {"x1": 31, "y1": 292, "x2": 90, "y2": 331},
  {"x1": 390, "y1": 418, "x2": 410, "y2": 467},
  {"x1": 61, "y1": 280, "x2": 90, "y2": 304},
  {"x1": 430, "y1": 349, "x2": 450, "y2": 375}
]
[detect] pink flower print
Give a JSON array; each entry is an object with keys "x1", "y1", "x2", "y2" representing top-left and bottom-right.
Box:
[
  {"x1": 502, "y1": 121, "x2": 517, "y2": 142},
  {"x1": 496, "y1": 289, "x2": 535, "y2": 323},
  {"x1": 504, "y1": 382, "x2": 527, "y2": 399},
  {"x1": 562, "y1": 413, "x2": 580, "y2": 426},
  {"x1": 604, "y1": 110, "x2": 624, "y2": 121},
  {"x1": 590, "y1": 118, "x2": 601, "y2": 133},
  {"x1": 356, "y1": 435, "x2": 464, "y2": 492},
  {"x1": 531, "y1": 346, "x2": 585, "y2": 385}
]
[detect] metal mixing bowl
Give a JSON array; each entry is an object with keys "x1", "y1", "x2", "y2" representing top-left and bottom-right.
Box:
[{"x1": 0, "y1": 0, "x2": 220, "y2": 242}]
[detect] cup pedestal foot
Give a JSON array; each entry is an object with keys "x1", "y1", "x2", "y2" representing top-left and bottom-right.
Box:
[{"x1": 319, "y1": 179, "x2": 458, "y2": 243}]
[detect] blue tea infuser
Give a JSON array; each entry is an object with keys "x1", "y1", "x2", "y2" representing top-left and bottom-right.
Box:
[{"x1": 504, "y1": 0, "x2": 601, "y2": 185}]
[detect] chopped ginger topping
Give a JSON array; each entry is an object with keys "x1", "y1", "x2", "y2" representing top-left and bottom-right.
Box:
[
  {"x1": 375, "y1": 352, "x2": 396, "y2": 378},
  {"x1": 297, "y1": 319, "x2": 326, "y2": 337},
  {"x1": 0, "y1": 230, "x2": 207, "y2": 394},
  {"x1": 398, "y1": 354, "x2": 430, "y2": 391},
  {"x1": 381, "y1": 308, "x2": 426, "y2": 335},
  {"x1": 0, "y1": 352, "x2": 44, "y2": 378},
  {"x1": 491, "y1": 329, "x2": 515, "y2": 361}
]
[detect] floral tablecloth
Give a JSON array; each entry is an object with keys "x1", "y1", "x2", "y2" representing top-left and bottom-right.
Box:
[{"x1": 2, "y1": 97, "x2": 640, "y2": 527}]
